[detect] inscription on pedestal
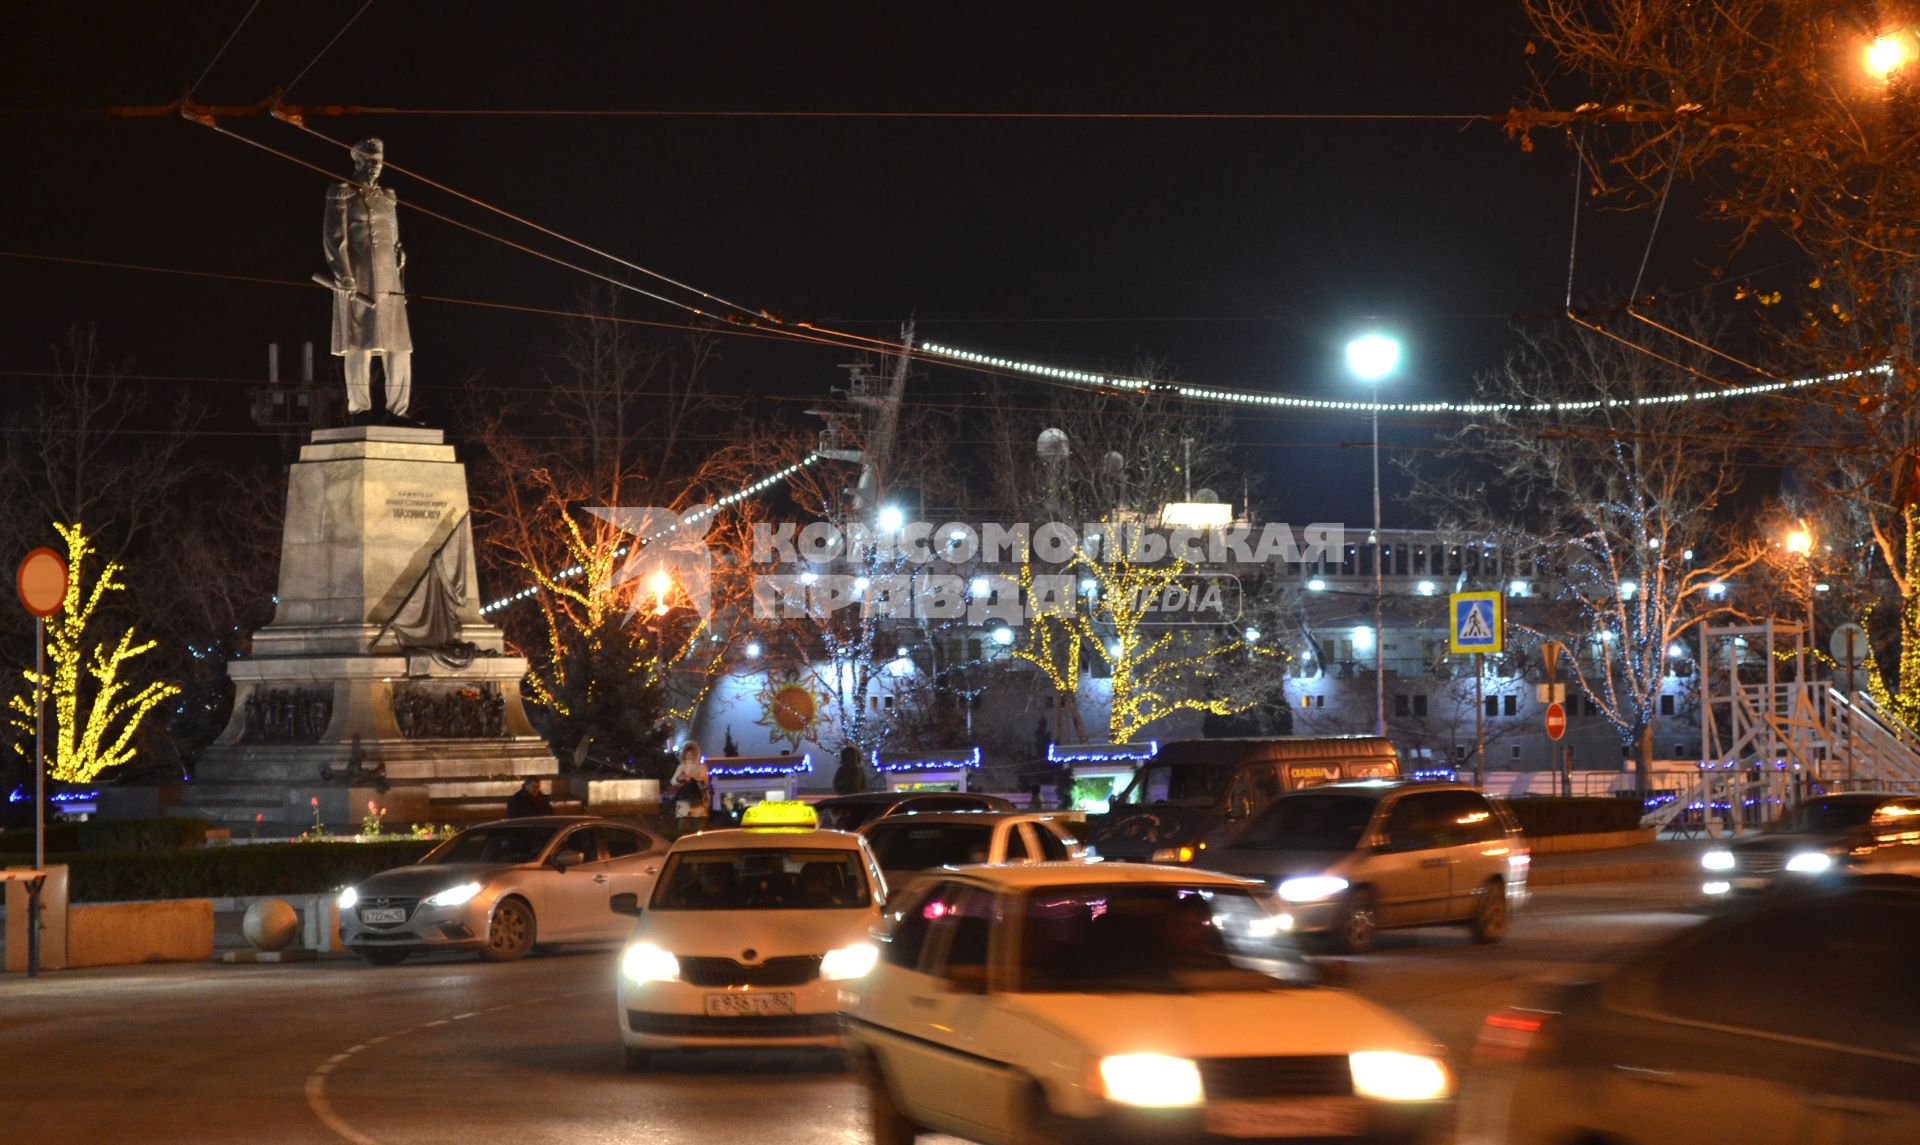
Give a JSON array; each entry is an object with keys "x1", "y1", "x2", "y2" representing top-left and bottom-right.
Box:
[{"x1": 385, "y1": 488, "x2": 450, "y2": 522}]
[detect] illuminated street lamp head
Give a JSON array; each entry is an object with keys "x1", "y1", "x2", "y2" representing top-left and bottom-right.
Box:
[
  {"x1": 1785, "y1": 526, "x2": 1813, "y2": 556},
  {"x1": 1345, "y1": 332, "x2": 1401, "y2": 381},
  {"x1": 646, "y1": 568, "x2": 673, "y2": 597},
  {"x1": 1867, "y1": 33, "x2": 1914, "y2": 78},
  {"x1": 876, "y1": 505, "x2": 905, "y2": 532}
]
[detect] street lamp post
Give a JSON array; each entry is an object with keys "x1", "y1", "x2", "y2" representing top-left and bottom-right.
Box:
[
  {"x1": 1785, "y1": 525, "x2": 1815, "y2": 683},
  {"x1": 1346, "y1": 333, "x2": 1400, "y2": 738}
]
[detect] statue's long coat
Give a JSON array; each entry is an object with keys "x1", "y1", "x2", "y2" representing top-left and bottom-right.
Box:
[{"x1": 323, "y1": 181, "x2": 412, "y2": 354}]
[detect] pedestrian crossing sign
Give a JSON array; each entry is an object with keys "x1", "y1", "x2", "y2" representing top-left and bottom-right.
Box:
[{"x1": 1449, "y1": 591, "x2": 1503, "y2": 654}]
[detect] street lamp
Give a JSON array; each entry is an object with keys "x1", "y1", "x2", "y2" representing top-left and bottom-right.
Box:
[
  {"x1": 1346, "y1": 331, "x2": 1401, "y2": 737},
  {"x1": 1785, "y1": 524, "x2": 1815, "y2": 678},
  {"x1": 1867, "y1": 32, "x2": 1916, "y2": 79}
]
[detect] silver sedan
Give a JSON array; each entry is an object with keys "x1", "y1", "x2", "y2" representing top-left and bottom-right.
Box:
[{"x1": 338, "y1": 816, "x2": 668, "y2": 965}]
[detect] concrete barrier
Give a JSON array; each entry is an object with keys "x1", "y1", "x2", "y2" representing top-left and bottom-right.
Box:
[
  {"x1": 4, "y1": 864, "x2": 69, "y2": 972},
  {"x1": 65, "y1": 900, "x2": 213, "y2": 968},
  {"x1": 1528, "y1": 828, "x2": 1659, "y2": 854}
]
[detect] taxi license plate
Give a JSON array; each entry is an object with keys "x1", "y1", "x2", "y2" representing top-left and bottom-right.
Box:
[
  {"x1": 1732, "y1": 877, "x2": 1768, "y2": 890},
  {"x1": 1202, "y1": 1098, "x2": 1364, "y2": 1138},
  {"x1": 704, "y1": 993, "x2": 795, "y2": 1017},
  {"x1": 360, "y1": 908, "x2": 407, "y2": 924}
]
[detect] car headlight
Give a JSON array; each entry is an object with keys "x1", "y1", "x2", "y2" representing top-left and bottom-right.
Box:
[
  {"x1": 1703, "y1": 881, "x2": 1731, "y2": 896},
  {"x1": 621, "y1": 942, "x2": 680, "y2": 984},
  {"x1": 1348, "y1": 1051, "x2": 1451, "y2": 1101},
  {"x1": 337, "y1": 886, "x2": 358, "y2": 911},
  {"x1": 1150, "y1": 846, "x2": 1196, "y2": 863},
  {"x1": 821, "y1": 942, "x2": 880, "y2": 980},
  {"x1": 423, "y1": 881, "x2": 484, "y2": 907},
  {"x1": 1277, "y1": 875, "x2": 1350, "y2": 903},
  {"x1": 1701, "y1": 850, "x2": 1735, "y2": 871},
  {"x1": 1786, "y1": 852, "x2": 1833, "y2": 874},
  {"x1": 1098, "y1": 1054, "x2": 1203, "y2": 1106}
]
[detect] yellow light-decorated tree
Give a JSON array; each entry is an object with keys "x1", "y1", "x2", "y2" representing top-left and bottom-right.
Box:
[
  {"x1": 1016, "y1": 530, "x2": 1275, "y2": 744},
  {"x1": 8, "y1": 522, "x2": 180, "y2": 783}
]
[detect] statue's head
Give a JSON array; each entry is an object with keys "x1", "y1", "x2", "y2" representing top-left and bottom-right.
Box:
[{"x1": 350, "y1": 138, "x2": 384, "y2": 184}]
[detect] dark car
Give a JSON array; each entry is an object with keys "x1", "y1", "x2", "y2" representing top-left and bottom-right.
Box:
[
  {"x1": 1469, "y1": 878, "x2": 1920, "y2": 1145},
  {"x1": 1087, "y1": 736, "x2": 1402, "y2": 864},
  {"x1": 810, "y1": 791, "x2": 1014, "y2": 833},
  {"x1": 1203, "y1": 781, "x2": 1529, "y2": 952},
  {"x1": 1700, "y1": 791, "x2": 1920, "y2": 900}
]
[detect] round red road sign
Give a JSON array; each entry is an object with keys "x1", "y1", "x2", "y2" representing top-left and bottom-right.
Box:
[
  {"x1": 17, "y1": 547, "x2": 68, "y2": 617},
  {"x1": 1545, "y1": 701, "x2": 1567, "y2": 741}
]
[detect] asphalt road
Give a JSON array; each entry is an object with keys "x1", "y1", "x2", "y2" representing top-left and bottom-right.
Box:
[{"x1": 0, "y1": 877, "x2": 1705, "y2": 1145}]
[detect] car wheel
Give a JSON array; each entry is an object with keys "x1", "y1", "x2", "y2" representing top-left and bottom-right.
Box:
[
  {"x1": 622, "y1": 1047, "x2": 652, "y2": 1072},
  {"x1": 358, "y1": 948, "x2": 408, "y2": 966},
  {"x1": 1470, "y1": 879, "x2": 1508, "y2": 944},
  {"x1": 479, "y1": 897, "x2": 536, "y2": 962},
  {"x1": 862, "y1": 1061, "x2": 919, "y2": 1145},
  {"x1": 1011, "y1": 1081, "x2": 1072, "y2": 1145},
  {"x1": 1334, "y1": 888, "x2": 1378, "y2": 954}
]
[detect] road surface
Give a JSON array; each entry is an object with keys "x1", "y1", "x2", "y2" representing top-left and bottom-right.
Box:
[{"x1": 0, "y1": 877, "x2": 1703, "y2": 1144}]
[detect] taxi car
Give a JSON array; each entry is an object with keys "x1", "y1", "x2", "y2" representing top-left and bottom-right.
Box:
[
  {"x1": 612, "y1": 801, "x2": 886, "y2": 1069},
  {"x1": 843, "y1": 863, "x2": 1452, "y2": 1144},
  {"x1": 337, "y1": 816, "x2": 668, "y2": 964},
  {"x1": 860, "y1": 811, "x2": 1087, "y2": 900}
]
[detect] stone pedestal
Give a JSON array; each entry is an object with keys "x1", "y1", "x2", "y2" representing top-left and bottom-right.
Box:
[{"x1": 187, "y1": 427, "x2": 556, "y2": 827}]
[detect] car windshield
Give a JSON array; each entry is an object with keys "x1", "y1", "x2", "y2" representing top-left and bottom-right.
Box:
[
  {"x1": 1773, "y1": 799, "x2": 1880, "y2": 833},
  {"x1": 650, "y1": 848, "x2": 870, "y2": 910},
  {"x1": 1230, "y1": 793, "x2": 1376, "y2": 851},
  {"x1": 865, "y1": 822, "x2": 996, "y2": 870},
  {"x1": 421, "y1": 824, "x2": 557, "y2": 865},
  {"x1": 1015, "y1": 884, "x2": 1311, "y2": 993},
  {"x1": 1116, "y1": 763, "x2": 1235, "y2": 806}
]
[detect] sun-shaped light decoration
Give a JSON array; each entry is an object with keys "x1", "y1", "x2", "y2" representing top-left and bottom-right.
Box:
[{"x1": 753, "y1": 676, "x2": 827, "y2": 750}]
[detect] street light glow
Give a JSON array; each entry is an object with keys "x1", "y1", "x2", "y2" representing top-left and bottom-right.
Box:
[
  {"x1": 1785, "y1": 526, "x2": 1813, "y2": 555},
  {"x1": 876, "y1": 504, "x2": 905, "y2": 532},
  {"x1": 1345, "y1": 333, "x2": 1401, "y2": 381},
  {"x1": 1868, "y1": 33, "x2": 1914, "y2": 78}
]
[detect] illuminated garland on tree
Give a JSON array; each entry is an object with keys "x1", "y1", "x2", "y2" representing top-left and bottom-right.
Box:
[{"x1": 6, "y1": 523, "x2": 180, "y2": 783}]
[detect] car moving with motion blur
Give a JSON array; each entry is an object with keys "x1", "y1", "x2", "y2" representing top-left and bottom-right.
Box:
[
  {"x1": 1203, "y1": 781, "x2": 1529, "y2": 953},
  {"x1": 859, "y1": 811, "x2": 1087, "y2": 899},
  {"x1": 613, "y1": 801, "x2": 886, "y2": 1068},
  {"x1": 1468, "y1": 878, "x2": 1920, "y2": 1145},
  {"x1": 1700, "y1": 791, "x2": 1920, "y2": 899},
  {"x1": 1087, "y1": 736, "x2": 1401, "y2": 865},
  {"x1": 812, "y1": 790, "x2": 1016, "y2": 832},
  {"x1": 338, "y1": 816, "x2": 668, "y2": 964},
  {"x1": 844, "y1": 863, "x2": 1453, "y2": 1145}
]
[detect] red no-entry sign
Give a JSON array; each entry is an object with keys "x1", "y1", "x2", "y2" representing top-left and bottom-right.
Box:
[
  {"x1": 17, "y1": 547, "x2": 67, "y2": 617},
  {"x1": 1545, "y1": 702, "x2": 1567, "y2": 741}
]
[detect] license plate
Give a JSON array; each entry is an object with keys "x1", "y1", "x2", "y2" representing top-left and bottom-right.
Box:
[
  {"x1": 703, "y1": 992, "x2": 795, "y2": 1017},
  {"x1": 360, "y1": 908, "x2": 407, "y2": 924},
  {"x1": 1202, "y1": 1099, "x2": 1364, "y2": 1138},
  {"x1": 1732, "y1": 877, "x2": 1768, "y2": 890}
]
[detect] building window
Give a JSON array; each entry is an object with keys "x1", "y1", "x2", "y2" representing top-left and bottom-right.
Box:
[
  {"x1": 1503, "y1": 694, "x2": 1518, "y2": 717},
  {"x1": 1510, "y1": 744, "x2": 1522, "y2": 761},
  {"x1": 1413, "y1": 695, "x2": 1428, "y2": 717},
  {"x1": 1394, "y1": 695, "x2": 1410, "y2": 717},
  {"x1": 1454, "y1": 744, "x2": 1470, "y2": 761},
  {"x1": 1660, "y1": 693, "x2": 1675, "y2": 715},
  {"x1": 1484, "y1": 696, "x2": 1498, "y2": 718}
]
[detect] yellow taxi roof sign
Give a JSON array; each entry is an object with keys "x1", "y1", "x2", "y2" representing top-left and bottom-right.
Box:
[{"x1": 741, "y1": 800, "x2": 819, "y2": 829}]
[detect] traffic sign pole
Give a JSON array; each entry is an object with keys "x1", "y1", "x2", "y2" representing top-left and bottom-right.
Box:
[{"x1": 18, "y1": 546, "x2": 69, "y2": 980}]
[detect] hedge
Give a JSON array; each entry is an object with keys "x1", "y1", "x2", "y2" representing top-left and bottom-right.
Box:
[
  {"x1": 1500, "y1": 796, "x2": 1645, "y2": 837},
  {"x1": 0, "y1": 818, "x2": 213, "y2": 855},
  {"x1": 55, "y1": 840, "x2": 435, "y2": 903}
]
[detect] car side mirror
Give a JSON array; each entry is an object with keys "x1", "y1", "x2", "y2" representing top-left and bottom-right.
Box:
[
  {"x1": 552, "y1": 849, "x2": 585, "y2": 871},
  {"x1": 644, "y1": 864, "x2": 660, "y2": 877},
  {"x1": 943, "y1": 963, "x2": 989, "y2": 994},
  {"x1": 609, "y1": 892, "x2": 643, "y2": 917}
]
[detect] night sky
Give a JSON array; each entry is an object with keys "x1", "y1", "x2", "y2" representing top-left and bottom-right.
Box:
[{"x1": 0, "y1": 3, "x2": 1730, "y2": 526}]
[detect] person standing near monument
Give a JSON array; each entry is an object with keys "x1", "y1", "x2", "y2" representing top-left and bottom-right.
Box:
[
  {"x1": 323, "y1": 137, "x2": 413, "y2": 422},
  {"x1": 670, "y1": 742, "x2": 709, "y2": 833},
  {"x1": 505, "y1": 777, "x2": 552, "y2": 818}
]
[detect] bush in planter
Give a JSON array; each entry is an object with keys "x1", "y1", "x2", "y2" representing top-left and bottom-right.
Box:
[
  {"x1": 1499, "y1": 797, "x2": 1645, "y2": 837},
  {"x1": 0, "y1": 818, "x2": 214, "y2": 854},
  {"x1": 60, "y1": 840, "x2": 435, "y2": 902}
]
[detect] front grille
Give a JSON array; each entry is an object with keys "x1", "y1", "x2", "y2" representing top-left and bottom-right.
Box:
[
  {"x1": 1197, "y1": 1055, "x2": 1354, "y2": 1100},
  {"x1": 1738, "y1": 853, "x2": 1785, "y2": 875},
  {"x1": 356, "y1": 898, "x2": 420, "y2": 927},
  {"x1": 627, "y1": 1011, "x2": 840, "y2": 1038},
  {"x1": 678, "y1": 955, "x2": 823, "y2": 988}
]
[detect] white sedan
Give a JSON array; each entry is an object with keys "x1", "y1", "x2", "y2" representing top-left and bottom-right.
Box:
[
  {"x1": 859, "y1": 811, "x2": 1087, "y2": 900},
  {"x1": 843, "y1": 863, "x2": 1452, "y2": 1144},
  {"x1": 612, "y1": 812, "x2": 885, "y2": 1069}
]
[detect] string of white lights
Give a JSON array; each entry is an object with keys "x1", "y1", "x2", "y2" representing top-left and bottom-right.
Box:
[
  {"x1": 477, "y1": 453, "x2": 822, "y2": 615},
  {"x1": 917, "y1": 341, "x2": 1889, "y2": 414}
]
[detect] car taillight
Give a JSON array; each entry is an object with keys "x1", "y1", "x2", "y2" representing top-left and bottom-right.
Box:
[{"x1": 1474, "y1": 1006, "x2": 1555, "y2": 1066}]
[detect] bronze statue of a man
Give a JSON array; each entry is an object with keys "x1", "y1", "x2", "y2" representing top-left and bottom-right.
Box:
[{"x1": 323, "y1": 138, "x2": 413, "y2": 420}]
